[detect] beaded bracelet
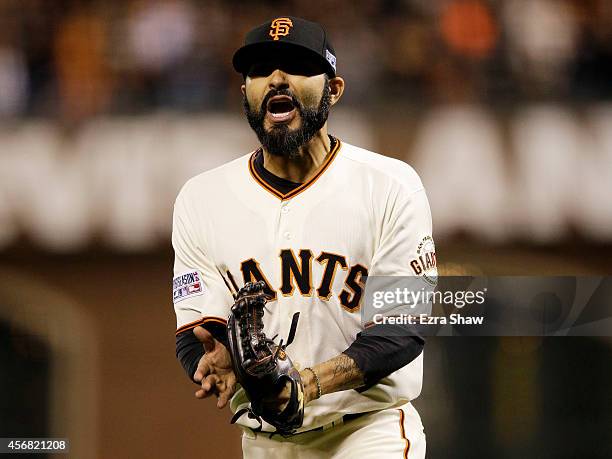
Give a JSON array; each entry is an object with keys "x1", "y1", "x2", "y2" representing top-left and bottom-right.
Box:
[{"x1": 304, "y1": 367, "x2": 322, "y2": 400}]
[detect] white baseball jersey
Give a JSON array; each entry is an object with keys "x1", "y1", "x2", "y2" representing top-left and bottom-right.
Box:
[{"x1": 172, "y1": 138, "x2": 437, "y2": 433}]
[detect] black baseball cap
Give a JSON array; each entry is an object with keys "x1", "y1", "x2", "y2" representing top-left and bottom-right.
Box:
[{"x1": 233, "y1": 16, "x2": 337, "y2": 77}]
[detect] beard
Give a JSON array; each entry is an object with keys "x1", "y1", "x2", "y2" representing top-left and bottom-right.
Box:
[{"x1": 243, "y1": 83, "x2": 331, "y2": 159}]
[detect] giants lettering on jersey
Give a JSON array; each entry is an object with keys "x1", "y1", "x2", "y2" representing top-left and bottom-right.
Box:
[
  {"x1": 409, "y1": 236, "x2": 437, "y2": 286},
  {"x1": 235, "y1": 249, "x2": 368, "y2": 312}
]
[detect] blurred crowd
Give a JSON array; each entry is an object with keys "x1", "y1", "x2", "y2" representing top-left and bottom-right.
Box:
[{"x1": 1, "y1": 0, "x2": 612, "y2": 121}]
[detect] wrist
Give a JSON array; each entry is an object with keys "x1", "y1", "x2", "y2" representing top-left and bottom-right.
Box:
[{"x1": 301, "y1": 367, "x2": 322, "y2": 404}]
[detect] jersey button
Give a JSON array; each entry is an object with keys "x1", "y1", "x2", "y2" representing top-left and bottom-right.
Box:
[
  {"x1": 281, "y1": 206, "x2": 290, "y2": 214},
  {"x1": 284, "y1": 231, "x2": 292, "y2": 240}
]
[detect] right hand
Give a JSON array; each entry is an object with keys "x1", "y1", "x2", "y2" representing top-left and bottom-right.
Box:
[{"x1": 193, "y1": 326, "x2": 236, "y2": 409}]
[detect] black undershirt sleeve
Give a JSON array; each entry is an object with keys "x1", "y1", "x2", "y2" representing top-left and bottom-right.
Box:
[
  {"x1": 175, "y1": 322, "x2": 228, "y2": 384},
  {"x1": 176, "y1": 330, "x2": 204, "y2": 384},
  {"x1": 342, "y1": 323, "x2": 425, "y2": 389}
]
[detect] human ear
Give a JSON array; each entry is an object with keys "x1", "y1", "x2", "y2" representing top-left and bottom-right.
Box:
[{"x1": 328, "y1": 77, "x2": 344, "y2": 106}]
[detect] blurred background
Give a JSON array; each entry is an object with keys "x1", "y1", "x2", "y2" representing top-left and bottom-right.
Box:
[{"x1": 0, "y1": 0, "x2": 611, "y2": 457}]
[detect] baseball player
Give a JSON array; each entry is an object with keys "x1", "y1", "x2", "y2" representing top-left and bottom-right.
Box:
[{"x1": 173, "y1": 16, "x2": 437, "y2": 458}]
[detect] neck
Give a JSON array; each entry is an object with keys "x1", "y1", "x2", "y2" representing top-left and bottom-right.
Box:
[{"x1": 262, "y1": 127, "x2": 331, "y2": 183}]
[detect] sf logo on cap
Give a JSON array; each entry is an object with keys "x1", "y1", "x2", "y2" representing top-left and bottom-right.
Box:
[{"x1": 269, "y1": 17, "x2": 293, "y2": 41}]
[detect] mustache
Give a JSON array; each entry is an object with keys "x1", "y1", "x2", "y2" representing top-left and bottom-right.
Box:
[{"x1": 260, "y1": 89, "x2": 303, "y2": 113}]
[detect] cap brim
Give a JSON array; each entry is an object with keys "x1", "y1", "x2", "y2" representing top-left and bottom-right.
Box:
[{"x1": 232, "y1": 41, "x2": 335, "y2": 77}]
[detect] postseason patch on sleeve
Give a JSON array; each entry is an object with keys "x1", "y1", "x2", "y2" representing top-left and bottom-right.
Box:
[{"x1": 173, "y1": 270, "x2": 205, "y2": 304}]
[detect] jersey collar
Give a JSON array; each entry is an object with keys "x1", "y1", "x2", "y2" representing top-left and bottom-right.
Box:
[{"x1": 248, "y1": 137, "x2": 342, "y2": 201}]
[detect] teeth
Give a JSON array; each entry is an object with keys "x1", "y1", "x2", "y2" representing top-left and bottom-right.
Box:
[{"x1": 270, "y1": 111, "x2": 293, "y2": 119}]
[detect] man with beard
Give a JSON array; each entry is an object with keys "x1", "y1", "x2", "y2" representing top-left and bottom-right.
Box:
[{"x1": 172, "y1": 16, "x2": 435, "y2": 458}]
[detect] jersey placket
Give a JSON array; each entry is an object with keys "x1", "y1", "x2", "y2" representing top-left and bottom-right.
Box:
[
  {"x1": 276, "y1": 198, "x2": 295, "y2": 347},
  {"x1": 275, "y1": 196, "x2": 314, "y2": 374},
  {"x1": 279, "y1": 201, "x2": 292, "y2": 241}
]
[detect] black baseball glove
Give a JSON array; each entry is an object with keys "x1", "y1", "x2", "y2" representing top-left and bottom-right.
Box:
[{"x1": 227, "y1": 281, "x2": 304, "y2": 435}]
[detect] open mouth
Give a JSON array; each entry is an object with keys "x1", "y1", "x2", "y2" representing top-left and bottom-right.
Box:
[{"x1": 266, "y1": 95, "x2": 297, "y2": 123}]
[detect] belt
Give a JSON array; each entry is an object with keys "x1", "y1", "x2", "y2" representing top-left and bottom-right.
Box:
[
  {"x1": 256, "y1": 412, "x2": 368, "y2": 437},
  {"x1": 310, "y1": 412, "x2": 366, "y2": 432}
]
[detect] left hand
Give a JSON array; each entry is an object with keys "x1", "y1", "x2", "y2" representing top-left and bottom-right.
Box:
[
  {"x1": 261, "y1": 367, "x2": 320, "y2": 414},
  {"x1": 261, "y1": 380, "x2": 292, "y2": 414}
]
